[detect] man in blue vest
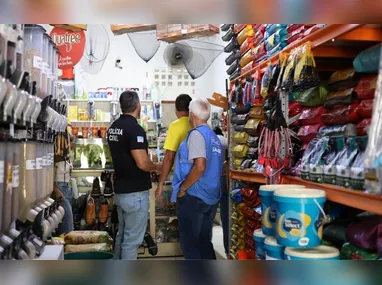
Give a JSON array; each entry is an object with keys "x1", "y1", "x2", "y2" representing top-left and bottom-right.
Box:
[{"x1": 171, "y1": 98, "x2": 223, "y2": 260}]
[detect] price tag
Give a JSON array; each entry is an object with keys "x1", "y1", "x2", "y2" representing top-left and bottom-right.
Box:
[
  {"x1": 0, "y1": 160, "x2": 4, "y2": 182},
  {"x1": 33, "y1": 56, "x2": 42, "y2": 69},
  {"x1": 26, "y1": 159, "x2": 36, "y2": 170}
]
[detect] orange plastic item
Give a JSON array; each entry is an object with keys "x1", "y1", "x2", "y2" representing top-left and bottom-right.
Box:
[
  {"x1": 72, "y1": 125, "x2": 79, "y2": 138},
  {"x1": 237, "y1": 250, "x2": 257, "y2": 260},
  {"x1": 82, "y1": 126, "x2": 89, "y2": 138},
  {"x1": 91, "y1": 126, "x2": 99, "y2": 137},
  {"x1": 100, "y1": 126, "x2": 107, "y2": 139}
]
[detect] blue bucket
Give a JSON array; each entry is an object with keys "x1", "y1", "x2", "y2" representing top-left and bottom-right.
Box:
[
  {"x1": 259, "y1": 184, "x2": 305, "y2": 236},
  {"x1": 264, "y1": 236, "x2": 285, "y2": 260},
  {"x1": 274, "y1": 188, "x2": 326, "y2": 248},
  {"x1": 285, "y1": 246, "x2": 340, "y2": 260},
  {"x1": 253, "y1": 229, "x2": 267, "y2": 260}
]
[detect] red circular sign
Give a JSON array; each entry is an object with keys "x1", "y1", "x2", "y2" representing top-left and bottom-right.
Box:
[{"x1": 50, "y1": 27, "x2": 86, "y2": 70}]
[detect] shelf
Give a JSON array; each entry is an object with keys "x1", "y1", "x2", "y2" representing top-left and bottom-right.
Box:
[
  {"x1": 230, "y1": 24, "x2": 362, "y2": 84},
  {"x1": 70, "y1": 120, "x2": 110, "y2": 123},
  {"x1": 281, "y1": 176, "x2": 382, "y2": 215},
  {"x1": 230, "y1": 170, "x2": 266, "y2": 184},
  {"x1": 229, "y1": 170, "x2": 382, "y2": 215}
]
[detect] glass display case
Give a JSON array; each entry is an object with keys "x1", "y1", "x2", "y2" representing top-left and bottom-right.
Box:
[{"x1": 72, "y1": 138, "x2": 113, "y2": 169}]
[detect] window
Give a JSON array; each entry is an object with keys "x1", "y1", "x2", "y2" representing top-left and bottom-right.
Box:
[
  {"x1": 184, "y1": 81, "x2": 189, "y2": 86},
  {"x1": 191, "y1": 81, "x2": 195, "y2": 86},
  {"x1": 178, "y1": 82, "x2": 182, "y2": 86}
]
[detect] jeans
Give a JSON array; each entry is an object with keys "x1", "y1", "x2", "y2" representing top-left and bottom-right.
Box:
[
  {"x1": 114, "y1": 191, "x2": 149, "y2": 260},
  {"x1": 220, "y1": 175, "x2": 229, "y2": 256},
  {"x1": 177, "y1": 193, "x2": 218, "y2": 260},
  {"x1": 56, "y1": 182, "x2": 74, "y2": 234}
]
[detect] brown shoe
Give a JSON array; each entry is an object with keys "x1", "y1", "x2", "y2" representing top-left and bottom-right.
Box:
[
  {"x1": 85, "y1": 197, "x2": 96, "y2": 225},
  {"x1": 99, "y1": 199, "x2": 109, "y2": 224}
]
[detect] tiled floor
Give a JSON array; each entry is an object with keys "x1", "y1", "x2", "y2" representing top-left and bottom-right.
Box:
[{"x1": 153, "y1": 223, "x2": 227, "y2": 260}]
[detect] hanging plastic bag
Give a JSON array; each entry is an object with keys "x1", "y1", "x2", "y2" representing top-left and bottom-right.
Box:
[
  {"x1": 275, "y1": 52, "x2": 288, "y2": 91},
  {"x1": 299, "y1": 106, "x2": 327, "y2": 125},
  {"x1": 232, "y1": 144, "x2": 249, "y2": 158},
  {"x1": 265, "y1": 29, "x2": 288, "y2": 51},
  {"x1": 268, "y1": 62, "x2": 281, "y2": 93},
  {"x1": 232, "y1": 132, "x2": 249, "y2": 144},
  {"x1": 350, "y1": 137, "x2": 368, "y2": 190},
  {"x1": 293, "y1": 42, "x2": 320, "y2": 91},
  {"x1": 260, "y1": 63, "x2": 272, "y2": 98},
  {"x1": 281, "y1": 49, "x2": 298, "y2": 92},
  {"x1": 252, "y1": 70, "x2": 263, "y2": 104},
  {"x1": 295, "y1": 85, "x2": 328, "y2": 107},
  {"x1": 264, "y1": 24, "x2": 287, "y2": 39},
  {"x1": 335, "y1": 137, "x2": 359, "y2": 188},
  {"x1": 309, "y1": 136, "x2": 330, "y2": 183},
  {"x1": 324, "y1": 88, "x2": 355, "y2": 109},
  {"x1": 355, "y1": 75, "x2": 377, "y2": 100},
  {"x1": 252, "y1": 42, "x2": 267, "y2": 63},
  {"x1": 322, "y1": 104, "x2": 360, "y2": 125},
  {"x1": 322, "y1": 137, "x2": 342, "y2": 185}
]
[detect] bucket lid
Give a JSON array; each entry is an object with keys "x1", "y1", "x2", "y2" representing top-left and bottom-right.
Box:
[
  {"x1": 264, "y1": 236, "x2": 283, "y2": 247},
  {"x1": 274, "y1": 188, "x2": 326, "y2": 199},
  {"x1": 259, "y1": 184, "x2": 305, "y2": 192},
  {"x1": 253, "y1": 229, "x2": 267, "y2": 239},
  {"x1": 285, "y1": 246, "x2": 340, "y2": 259}
]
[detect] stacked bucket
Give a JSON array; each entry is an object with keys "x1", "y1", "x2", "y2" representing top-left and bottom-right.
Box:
[
  {"x1": 230, "y1": 185, "x2": 261, "y2": 259},
  {"x1": 254, "y1": 184, "x2": 341, "y2": 260}
]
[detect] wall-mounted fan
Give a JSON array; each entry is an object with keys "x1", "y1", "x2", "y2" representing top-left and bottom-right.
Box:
[{"x1": 163, "y1": 40, "x2": 223, "y2": 79}]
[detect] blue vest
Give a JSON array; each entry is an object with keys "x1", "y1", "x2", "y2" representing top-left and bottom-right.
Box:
[{"x1": 172, "y1": 125, "x2": 223, "y2": 205}]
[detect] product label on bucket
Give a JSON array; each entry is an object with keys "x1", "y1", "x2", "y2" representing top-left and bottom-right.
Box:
[
  {"x1": 0, "y1": 160, "x2": 5, "y2": 182},
  {"x1": 278, "y1": 211, "x2": 311, "y2": 242},
  {"x1": 26, "y1": 159, "x2": 36, "y2": 170},
  {"x1": 12, "y1": 165, "x2": 19, "y2": 188}
]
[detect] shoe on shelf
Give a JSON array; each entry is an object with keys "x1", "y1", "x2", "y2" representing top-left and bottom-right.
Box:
[
  {"x1": 103, "y1": 176, "x2": 114, "y2": 197},
  {"x1": 85, "y1": 197, "x2": 96, "y2": 225},
  {"x1": 91, "y1": 177, "x2": 101, "y2": 198},
  {"x1": 99, "y1": 199, "x2": 109, "y2": 224}
]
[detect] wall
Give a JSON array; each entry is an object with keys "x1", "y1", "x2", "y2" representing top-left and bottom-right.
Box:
[{"x1": 44, "y1": 25, "x2": 228, "y2": 109}]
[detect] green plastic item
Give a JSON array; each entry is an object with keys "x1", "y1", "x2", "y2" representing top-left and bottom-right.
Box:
[
  {"x1": 340, "y1": 243, "x2": 378, "y2": 260},
  {"x1": 64, "y1": 251, "x2": 115, "y2": 260},
  {"x1": 296, "y1": 85, "x2": 329, "y2": 107}
]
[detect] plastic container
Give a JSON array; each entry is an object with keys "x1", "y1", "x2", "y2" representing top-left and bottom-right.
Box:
[
  {"x1": 41, "y1": 33, "x2": 49, "y2": 98},
  {"x1": 91, "y1": 126, "x2": 99, "y2": 138},
  {"x1": 0, "y1": 142, "x2": 5, "y2": 231},
  {"x1": 82, "y1": 126, "x2": 89, "y2": 138},
  {"x1": 274, "y1": 188, "x2": 326, "y2": 248},
  {"x1": 285, "y1": 245, "x2": 340, "y2": 260},
  {"x1": 100, "y1": 126, "x2": 107, "y2": 139},
  {"x1": 64, "y1": 251, "x2": 115, "y2": 260},
  {"x1": 253, "y1": 229, "x2": 267, "y2": 260},
  {"x1": 23, "y1": 25, "x2": 46, "y2": 96},
  {"x1": 264, "y1": 236, "x2": 285, "y2": 260},
  {"x1": 72, "y1": 125, "x2": 79, "y2": 138},
  {"x1": 259, "y1": 184, "x2": 305, "y2": 236}
]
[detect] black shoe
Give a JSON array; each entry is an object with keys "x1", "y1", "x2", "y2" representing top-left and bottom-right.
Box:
[
  {"x1": 222, "y1": 28, "x2": 234, "y2": 42},
  {"x1": 221, "y1": 24, "x2": 233, "y2": 32},
  {"x1": 144, "y1": 232, "x2": 158, "y2": 256},
  {"x1": 103, "y1": 175, "x2": 114, "y2": 197},
  {"x1": 224, "y1": 37, "x2": 239, "y2": 53},
  {"x1": 91, "y1": 177, "x2": 101, "y2": 198},
  {"x1": 226, "y1": 60, "x2": 240, "y2": 76},
  {"x1": 225, "y1": 50, "x2": 241, "y2": 66}
]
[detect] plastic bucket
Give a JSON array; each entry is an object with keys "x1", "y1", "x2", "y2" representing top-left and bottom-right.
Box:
[
  {"x1": 285, "y1": 246, "x2": 340, "y2": 260},
  {"x1": 64, "y1": 251, "x2": 115, "y2": 260},
  {"x1": 274, "y1": 188, "x2": 326, "y2": 248},
  {"x1": 259, "y1": 184, "x2": 305, "y2": 236},
  {"x1": 253, "y1": 229, "x2": 267, "y2": 260},
  {"x1": 264, "y1": 236, "x2": 285, "y2": 260}
]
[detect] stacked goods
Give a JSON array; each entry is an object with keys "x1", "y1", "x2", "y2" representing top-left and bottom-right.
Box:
[
  {"x1": 296, "y1": 68, "x2": 377, "y2": 190},
  {"x1": 340, "y1": 215, "x2": 381, "y2": 260},
  {"x1": 229, "y1": 187, "x2": 245, "y2": 258},
  {"x1": 230, "y1": 80, "x2": 265, "y2": 173},
  {"x1": 230, "y1": 184, "x2": 261, "y2": 259},
  {"x1": 64, "y1": 231, "x2": 113, "y2": 253},
  {"x1": 222, "y1": 24, "x2": 325, "y2": 81}
]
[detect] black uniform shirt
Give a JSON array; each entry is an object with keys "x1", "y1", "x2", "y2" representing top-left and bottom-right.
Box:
[{"x1": 107, "y1": 114, "x2": 152, "y2": 194}]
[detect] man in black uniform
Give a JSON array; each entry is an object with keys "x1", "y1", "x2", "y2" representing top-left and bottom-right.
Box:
[{"x1": 107, "y1": 91, "x2": 161, "y2": 260}]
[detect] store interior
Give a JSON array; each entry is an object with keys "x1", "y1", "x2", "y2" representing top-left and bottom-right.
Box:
[{"x1": 0, "y1": 24, "x2": 381, "y2": 260}]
